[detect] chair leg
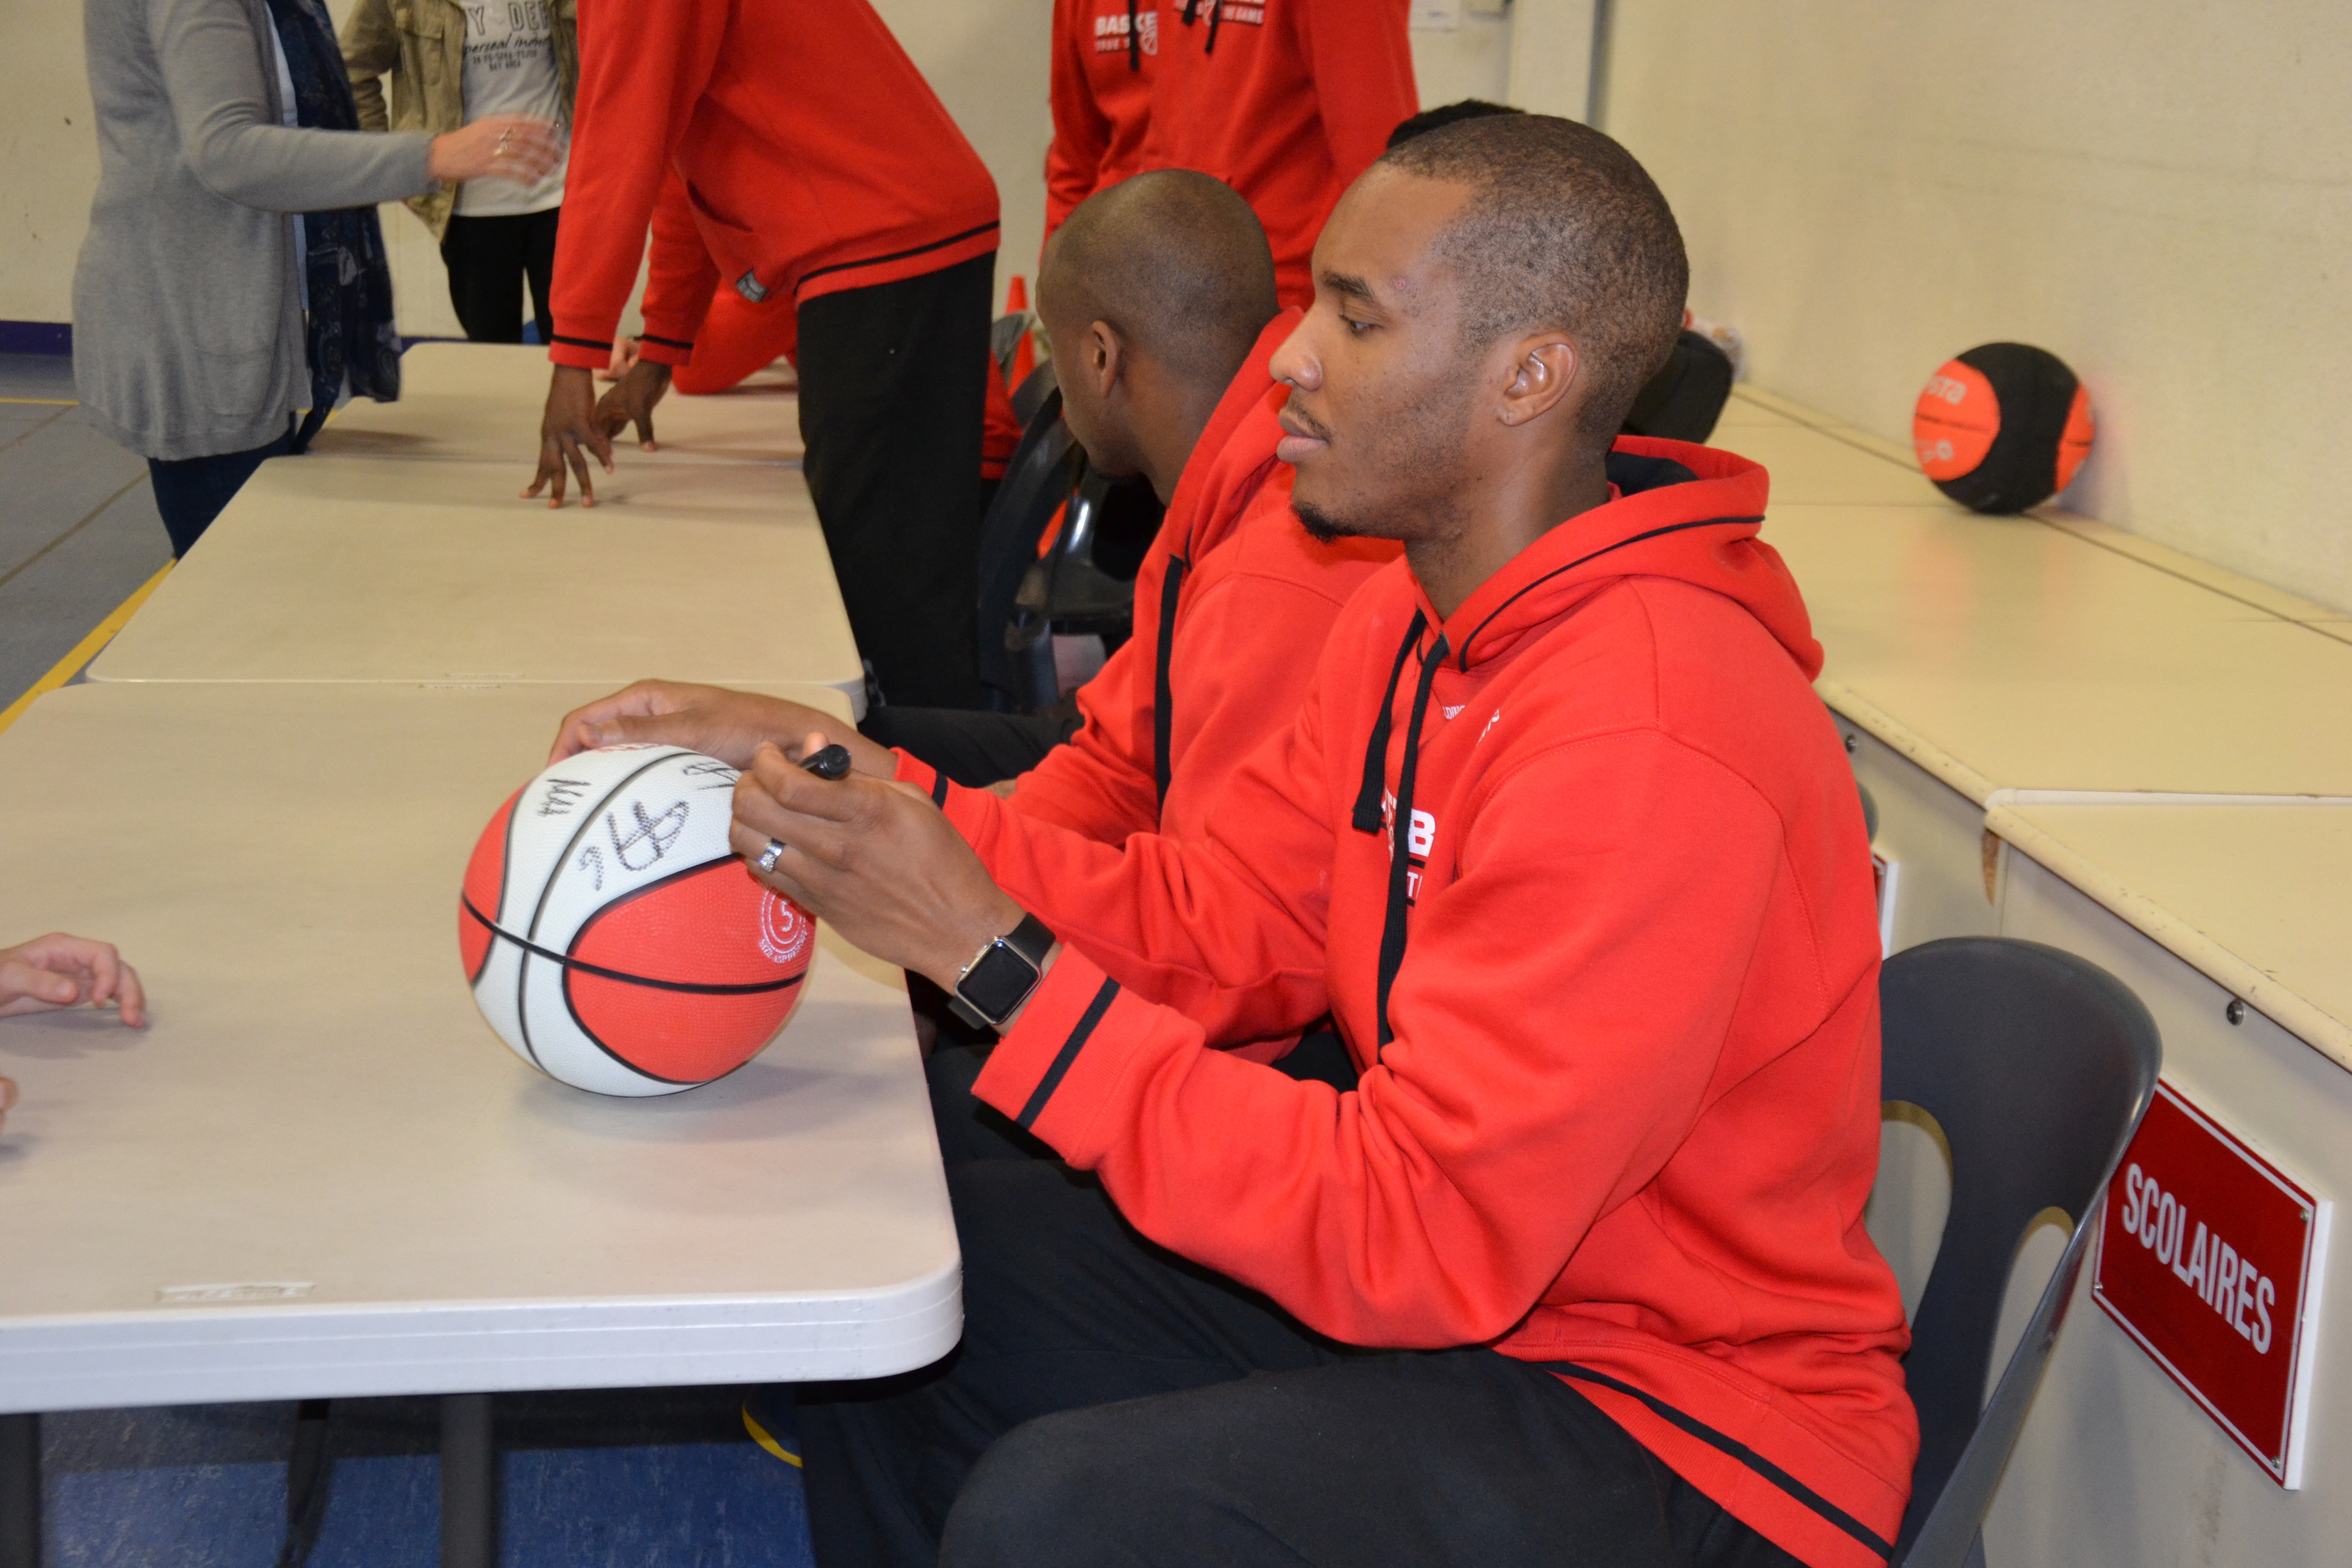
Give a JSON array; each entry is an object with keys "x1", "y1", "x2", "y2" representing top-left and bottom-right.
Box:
[
  {"x1": 0, "y1": 1413, "x2": 38, "y2": 1568},
  {"x1": 438, "y1": 1394, "x2": 496, "y2": 1568}
]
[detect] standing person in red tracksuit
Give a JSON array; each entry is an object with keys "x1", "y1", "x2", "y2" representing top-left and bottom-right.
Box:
[
  {"x1": 594, "y1": 176, "x2": 1025, "y2": 494},
  {"x1": 1146, "y1": 0, "x2": 1417, "y2": 307},
  {"x1": 1046, "y1": 0, "x2": 1157, "y2": 240},
  {"x1": 526, "y1": 0, "x2": 1001, "y2": 710},
  {"x1": 725, "y1": 115, "x2": 1915, "y2": 1568}
]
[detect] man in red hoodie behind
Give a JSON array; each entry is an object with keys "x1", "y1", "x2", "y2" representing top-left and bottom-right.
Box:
[
  {"x1": 1147, "y1": 0, "x2": 1418, "y2": 307},
  {"x1": 728, "y1": 115, "x2": 1915, "y2": 1568},
  {"x1": 525, "y1": 0, "x2": 1001, "y2": 709},
  {"x1": 1046, "y1": 0, "x2": 1158, "y2": 240}
]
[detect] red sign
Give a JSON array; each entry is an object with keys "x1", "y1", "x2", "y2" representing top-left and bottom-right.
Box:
[{"x1": 2095, "y1": 1080, "x2": 2333, "y2": 1486}]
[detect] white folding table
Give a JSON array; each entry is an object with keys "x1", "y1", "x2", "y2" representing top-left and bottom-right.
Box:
[
  {"x1": 0, "y1": 682, "x2": 953, "y2": 1565},
  {"x1": 85, "y1": 456, "x2": 866, "y2": 709},
  {"x1": 317, "y1": 342, "x2": 804, "y2": 468},
  {"x1": 1759, "y1": 485, "x2": 2352, "y2": 951}
]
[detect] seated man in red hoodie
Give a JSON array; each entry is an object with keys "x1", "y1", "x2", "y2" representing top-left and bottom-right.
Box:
[
  {"x1": 549, "y1": 170, "x2": 1396, "y2": 1070},
  {"x1": 726, "y1": 115, "x2": 1916, "y2": 1568}
]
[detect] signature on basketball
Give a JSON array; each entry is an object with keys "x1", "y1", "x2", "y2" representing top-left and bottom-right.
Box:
[
  {"x1": 572, "y1": 797, "x2": 690, "y2": 888},
  {"x1": 608, "y1": 799, "x2": 689, "y2": 871},
  {"x1": 536, "y1": 777, "x2": 593, "y2": 817}
]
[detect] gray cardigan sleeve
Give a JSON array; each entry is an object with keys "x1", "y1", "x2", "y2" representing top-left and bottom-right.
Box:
[{"x1": 151, "y1": 0, "x2": 437, "y2": 212}]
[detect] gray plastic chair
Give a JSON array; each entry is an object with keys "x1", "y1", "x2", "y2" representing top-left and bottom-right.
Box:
[
  {"x1": 1881, "y1": 938, "x2": 2161, "y2": 1567},
  {"x1": 974, "y1": 385, "x2": 1080, "y2": 711}
]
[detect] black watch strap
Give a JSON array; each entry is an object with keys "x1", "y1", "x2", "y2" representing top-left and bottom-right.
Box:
[
  {"x1": 948, "y1": 913, "x2": 1057, "y2": 1030},
  {"x1": 1000, "y1": 913, "x2": 1055, "y2": 969}
]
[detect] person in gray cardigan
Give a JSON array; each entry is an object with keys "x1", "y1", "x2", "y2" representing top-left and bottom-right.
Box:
[{"x1": 75, "y1": 0, "x2": 557, "y2": 554}]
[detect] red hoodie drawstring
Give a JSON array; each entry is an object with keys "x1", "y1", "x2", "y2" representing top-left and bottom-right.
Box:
[
  {"x1": 1153, "y1": 553, "x2": 1189, "y2": 806},
  {"x1": 1180, "y1": 0, "x2": 1221, "y2": 53},
  {"x1": 1350, "y1": 610, "x2": 1425, "y2": 835},
  {"x1": 1356, "y1": 614, "x2": 1447, "y2": 1054}
]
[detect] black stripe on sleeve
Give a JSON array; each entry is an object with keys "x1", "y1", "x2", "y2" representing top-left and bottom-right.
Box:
[
  {"x1": 1014, "y1": 977, "x2": 1120, "y2": 1130},
  {"x1": 1542, "y1": 1363, "x2": 1895, "y2": 1561},
  {"x1": 796, "y1": 222, "x2": 1003, "y2": 291},
  {"x1": 641, "y1": 334, "x2": 695, "y2": 352},
  {"x1": 553, "y1": 334, "x2": 615, "y2": 352},
  {"x1": 930, "y1": 767, "x2": 951, "y2": 808}
]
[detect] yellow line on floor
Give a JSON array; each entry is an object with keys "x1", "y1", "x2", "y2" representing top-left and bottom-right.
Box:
[
  {"x1": 0, "y1": 560, "x2": 173, "y2": 737},
  {"x1": 0, "y1": 397, "x2": 76, "y2": 406}
]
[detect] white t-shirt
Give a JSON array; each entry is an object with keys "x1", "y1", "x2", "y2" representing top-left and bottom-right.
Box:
[
  {"x1": 267, "y1": 23, "x2": 308, "y2": 311},
  {"x1": 453, "y1": 0, "x2": 569, "y2": 217}
]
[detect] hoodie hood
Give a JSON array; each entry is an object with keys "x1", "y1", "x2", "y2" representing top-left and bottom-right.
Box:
[
  {"x1": 1348, "y1": 435, "x2": 1822, "y2": 1049},
  {"x1": 1161, "y1": 308, "x2": 1304, "y2": 564},
  {"x1": 1423, "y1": 436, "x2": 1818, "y2": 682}
]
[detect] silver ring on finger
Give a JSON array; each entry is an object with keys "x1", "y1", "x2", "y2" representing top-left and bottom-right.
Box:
[{"x1": 753, "y1": 839, "x2": 787, "y2": 874}]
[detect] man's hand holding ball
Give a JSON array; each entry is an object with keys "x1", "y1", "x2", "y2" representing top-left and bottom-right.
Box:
[
  {"x1": 729, "y1": 742, "x2": 1043, "y2": 1016},
  {"x1": 549, "y1": 679, "x2": 898, "y2": 778}
]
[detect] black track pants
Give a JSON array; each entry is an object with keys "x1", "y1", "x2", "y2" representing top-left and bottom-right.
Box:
[
  {"x1": 439, "y1": 207, "x2": 558, "y2": 345},
  {"x1": 797, "y1": 254, "x2": 994, "y2": 709},
  {"x1": 797, "y1": 1159, "x2": 1806, "y2": 1568},
  {"x1": 857, "y1": 705, "x2": 1079, "y2": 789}
]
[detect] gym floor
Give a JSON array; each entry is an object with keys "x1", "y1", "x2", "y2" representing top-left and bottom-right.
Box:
[
  {"x1": 2, "y1": 351, "x2": 819, "y2": 1564},
  {"x1": 40, "y1": 1389, "x2": 812, "y2": 1566},
  {"x1": 0, "y1": 354, "x2": 171, "y2": 718}
]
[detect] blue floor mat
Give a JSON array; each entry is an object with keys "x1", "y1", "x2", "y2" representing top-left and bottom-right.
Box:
[{"x1": 41, "y1": 1391, "x2": 814, "y2": 1568}]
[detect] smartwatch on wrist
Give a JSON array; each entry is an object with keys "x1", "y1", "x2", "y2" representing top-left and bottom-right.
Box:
[{"x1": 948, "y1": 913, "x2": 1056, "y2": 1031}]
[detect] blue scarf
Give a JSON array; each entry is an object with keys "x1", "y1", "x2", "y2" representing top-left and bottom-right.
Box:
[{"x1": 260, "y1": 0, "x2": 402, "y2": 448}]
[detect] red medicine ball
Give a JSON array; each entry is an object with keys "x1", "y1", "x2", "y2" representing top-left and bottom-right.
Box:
[{"x1": 1912, "y1": 342, "x2": 2094, "y2": 514}]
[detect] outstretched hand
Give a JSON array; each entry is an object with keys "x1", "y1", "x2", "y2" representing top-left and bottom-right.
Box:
[
  {"x1": 0, "y1": 933, "x2": 146, "y2": 1027},
  {"x1": 594, "y1": 360, "x2": 672, "y2": 451},
  {"x1": 525, "y1": 365, "x2": 612, "y2": 507},
  {"x1": 731, "y1": 742, "x2": 1022, "y2": 991},
  {"x1": 427, "y1": 114, "x2": 560, "y2": 185},
  {"x1": 547, "y1": 679, "x2": 899, "y2": 776}
]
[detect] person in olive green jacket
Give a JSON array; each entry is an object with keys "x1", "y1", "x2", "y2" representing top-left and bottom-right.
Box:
[{"x1": 342, "y1": 0, "x2": 578, "y2": 344}]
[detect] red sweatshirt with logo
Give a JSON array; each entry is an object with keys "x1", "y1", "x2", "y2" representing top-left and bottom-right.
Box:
[
  {"x1": 1144, "y1": 0, "x2": 1417, "y2": 306},
  {"x1": 1047, "y1": 0, "x2": 1158, "y2": 238},
  {"x1": 897, "y1": 442, "x2": 1917, "y2": 1568},
  {"x1": 897, "y1": 311, "x2": 1394, "y2": 1060},
  {"x1": 547, "y1": 0, "x2": 999, "y2": 372}
]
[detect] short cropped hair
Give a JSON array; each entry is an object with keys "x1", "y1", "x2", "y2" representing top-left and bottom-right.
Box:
[
  {"x1": 1377, "y1": 115, "x2": 1687, "y2": 437},
  {"x1": 1040, "y1": 170, "x2": 1278, "y2": 384},
  {"x1": 1385, "y1": 97, "x2": 1521, "y2": 152}
]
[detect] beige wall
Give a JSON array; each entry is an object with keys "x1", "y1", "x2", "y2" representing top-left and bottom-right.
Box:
[
  {"x1": 1599, "y1": 0, "x2": 2352, "y2": 614},
  {"x1": 0, "y1": 2, "x2": 101, "y2": 326}
]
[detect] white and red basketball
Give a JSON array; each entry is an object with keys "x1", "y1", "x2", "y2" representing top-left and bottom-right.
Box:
[{"x1": 457, "y1": 745, "x2": 815, "y2": 1096}]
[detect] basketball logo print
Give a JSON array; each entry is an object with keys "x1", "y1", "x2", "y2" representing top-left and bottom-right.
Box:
[{"x1": 759, "y1": 890, "x2": 811, "y2": 966}]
